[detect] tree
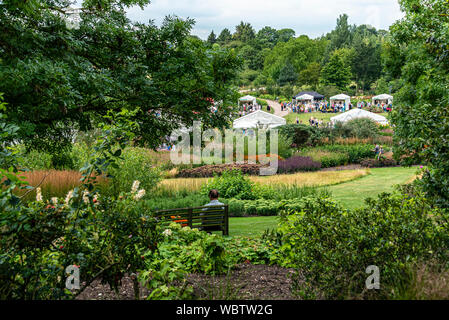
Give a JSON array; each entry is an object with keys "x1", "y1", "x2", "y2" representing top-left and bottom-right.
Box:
[
  {"x1": 217, "y1": 28, "x2": 232, "y2": 44},
  {"x1": 277, "y1": 29, "x2": 296, "y2": 43},
  {"x1": 257, "y1": 26, "x2": 279, "y2": 48},
  {"x1": 277, "y1": 62, "x2": 298, "y2": 86},
  {"x1": 350, "y1": 31, "x2": 382, "y2": 91},
  {"x1": 387, "y1": 0, "x2": 449, "y2": 208},
  {"x1": 0, "y1": 0, "x2": 241, "y2": 154},
  {"x1": 233, "y1": 22, "x2": 255, "y2": 43},
  {"x1": 298, "y1": 62, "x2": 321, "y2": 87},
  {"x1": 319, "y1": 49, "x2": 353, "y2": 90},
  {"x1": 329, "y1": 14, "x2": 353, "y2": 49},
  {"x1": 263, "y1": 36, "x2": 327, "y2": 84},
  {"x1": 207, "y1": 31, "x2": 217, "y2": 44}
]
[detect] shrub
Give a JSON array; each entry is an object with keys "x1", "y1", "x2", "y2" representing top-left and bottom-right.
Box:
[
  {"x1": 344, "y1": 118, "x2": 380, "y2": 139},
  {"x1": 144, "y1": 193, "x2": 209, "y2": 211},
  {"x1": 319, "y1": 152, "x2": 349, "y2": 168},
  {"x1": 277, "y1": 124, "x2": 322, "y2": 148},
  {"x1": 277, "y1": 193, "x2": 449, "y2": 299},
  {"x1": 227, "y1": 196, "x2": 330, "y2": 217},
  {"x1": 318, "y1": 144, "x2": 375, "y2": 163},
  {"x1": 177, "y1": 163, "x2": 265, "y2": 178},
  {"x1": 360, "y1": 158, "x2": 398, "y2": 168},
  {"x1": 201, "y1": 170, "x2": 256, "y2": 200},
  {"x1": 107, "y1": 147, "x2": 161, "y2": 198},
  {"x1": 277, "y1": 156, "x2": 321, "y2": 174}
]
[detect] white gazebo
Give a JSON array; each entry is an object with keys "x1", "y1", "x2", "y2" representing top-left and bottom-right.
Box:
[
  {"x1": 233, "y1": 110, "x2": 286, "y2": 130},
  {"x1": 238, "y1": 95, "x2": 257, "y2": 106},
  {"x1": 295, "y1": 94, "x2": 315, "y2": 103},
  {"x1": 372, "y1": 94, "x2": 393, "y2": 105},
  {"x1": 330, "y1": 94, "x2": 351, "y2": 106},
  {"x1": 330, "y1": 109, "x2": 388, "y2": 125}
]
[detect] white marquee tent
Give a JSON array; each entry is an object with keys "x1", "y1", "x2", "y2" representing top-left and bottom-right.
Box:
[
  {"x1": 372, "y1": 94, "x2": 393, "y2": 105},
  {"x1": 295, "y1": 94, "x2": 315, "y2": 103},
  {"x1": 330, "y1": 94, "x2": 351, "y2": 106},
  {"x1": 233, "y1": 110, "x2": 286, "y2": 129},
  {"x1": 238, "y1": 95, "x2": 257, "y2": 106},
  {"x1": 330, "y1": 109, "x2": 388, "y2": 125}
]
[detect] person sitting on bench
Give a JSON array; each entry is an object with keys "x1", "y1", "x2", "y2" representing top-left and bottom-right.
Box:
[{"x1": 201, "y1": 189, "x2": 225, "y2": 233}]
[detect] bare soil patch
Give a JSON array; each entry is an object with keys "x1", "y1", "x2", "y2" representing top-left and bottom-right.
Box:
[{"x1": 75, "y1": 264, "x2": 299, "y2": 300}]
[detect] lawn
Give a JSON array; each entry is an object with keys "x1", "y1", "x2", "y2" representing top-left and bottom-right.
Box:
[
  {"x1": 230, "y1": 166, "x2": 418, "y2": 237},
  {"x1": 325, "y1": 166, "x2": 418, "y2": 210},
  {"x1": 284, "y1": 111, "x2": 389, "y2": 125},
  {"x1": 229, "y1": 216, "x2": 278, "y2": 237}
]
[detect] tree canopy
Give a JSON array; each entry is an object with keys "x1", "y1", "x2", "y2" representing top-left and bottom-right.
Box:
[{"x1": 0, "y1": 0, "x2": 242, "y2": 153}]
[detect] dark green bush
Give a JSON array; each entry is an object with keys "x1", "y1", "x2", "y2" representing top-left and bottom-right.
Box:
[
  {"x1": 277, "y1": 192, "x2": 449, "y2": 299},
  {"x1": 344, "y1": 118, "x2": 380, "y2": 139},
  {"x1": 319, "y1": 152, "x2": 349, "y2": 168}
]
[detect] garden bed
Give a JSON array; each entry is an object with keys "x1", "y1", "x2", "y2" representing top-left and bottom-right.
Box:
[
  {"x1": 176, "y1": 163, "x2": 268, "y2": 178},
  {"x1": 75, "y1": 264, "x2": 299, "y2": 300}
]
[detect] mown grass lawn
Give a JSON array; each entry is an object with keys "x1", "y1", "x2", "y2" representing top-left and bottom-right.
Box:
[
  {"x1": 284, "y1": 111, "x2": 389, "y2": 124},
  {"x1": 325, "y1": 166, "x2": 417, "y2": 210},
  {"x1": 229, "y1": 216, "x2": 278, "y2": 237},
  {"x1": 230, "y1": 166, "x2": 418, "y2": 237}
]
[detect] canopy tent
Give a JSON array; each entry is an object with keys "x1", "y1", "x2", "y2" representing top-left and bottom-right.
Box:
[
  {"x1": 330, "y1": 109, "x2": 388, "y2": 125},
  {"x1": 293, "y1": 91, "x2": 324, "y2": 102},
  {"x1": 233, "y1": 110, "x2": 286, "y2": 130},
  {"x1": 238, "y1": 95, "x2": 257, "y2": 106},
  {"x1": 295, "y1": 94, "x2": 315, "y2": 103},
  {"x1": 233, "y1": 120, "x2": 257, "y2": 129},
  {"x1": 372, "y1": 94, "x2": 393, "y2": 105},
  {"x1": 330, "y1": 94, "x2": 351, "y2": 106}
]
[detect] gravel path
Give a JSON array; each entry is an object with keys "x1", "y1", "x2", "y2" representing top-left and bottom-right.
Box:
[{"x1": 266, "y1": 100, "x2": 289, "y2": 117}]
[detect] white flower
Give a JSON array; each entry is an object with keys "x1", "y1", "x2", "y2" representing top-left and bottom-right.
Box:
[
  {"x1": 133, "y1": 189, "x2": 146, "y2": 201},
  {"x1": 36, "y1": 187, "x2": 43, "y2": 202},
  {"x1": 51, "y1": 197, "x2": 58, "y2": 205},
  {"x1": 65, "y1": 190, "x2": 74, "y2": 206},
  {"x1": 82, "y1": 191, "x2": 90, "y2": 204},
  {"x1": 162, "y1": 229, "x2": 172, "y2": 237},
  {"x1": 131, "y1": 180, "x2": 140, "y2": 194}
]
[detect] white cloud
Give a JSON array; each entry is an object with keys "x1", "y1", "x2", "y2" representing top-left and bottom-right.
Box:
[{"x1": 126, "y1": 0, "x2": 404, "y2": 39}]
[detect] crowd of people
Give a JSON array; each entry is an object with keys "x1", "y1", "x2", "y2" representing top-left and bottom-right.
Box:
[
  {"x1": 237, "y1": 102, "x2": 271, "y2": 117},
  {"x1": 280, "y1": 101, "x2": 351, "y2": 114},
  {"x1": 281, "y1": 99, "x2": 393, "y2": 114}
]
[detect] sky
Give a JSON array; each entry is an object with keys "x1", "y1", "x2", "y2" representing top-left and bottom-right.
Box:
[{"x1": 125, "y1": 0, "x2": 405, "y2": 39}]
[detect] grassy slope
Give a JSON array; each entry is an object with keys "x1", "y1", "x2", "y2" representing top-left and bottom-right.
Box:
[
  {"x1": 230, "y1": 166, "x2": 417, "y2": 237},
  {"x1": 325, "y1": 166, "x2": 418, "y2": 210}
]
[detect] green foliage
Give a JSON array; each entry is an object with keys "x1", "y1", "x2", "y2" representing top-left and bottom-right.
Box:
[
  {"x1": 319, "y1": 152, "x2": 349, "y2": 168},
  {"x1": 0, "y1": 1, "x2": 241, "y2": 153},
  {"x1": 277, "y1": 192, "x2": 449, "y2": 299},
  {"x1": 387, "y1": 0, "x2": 449, "y2": 208},
  {"x1": 0, "y1": 111, "x2": 161, "y2": 300},
  {"x1": 300, "y1": 144, "x2": 376, "y2": 167},
  {"x1": 319, "y1": 48, "x2": 353, "y2": 90},
  {"x1": 202, "y1": 170, "x2": 256, "y2": 200},
  {"x1": 227, "y1": 196, "x2": 329, "y2": 217},
  {"x1": 106, "y1": 147, "x2": 161, "y2": 198},
  {"x1": 277, "y1": 124, "x2": 321, "y2": 148},
  {"x1": 341, "y1": 118, "x2": 380, "y2": 139}
]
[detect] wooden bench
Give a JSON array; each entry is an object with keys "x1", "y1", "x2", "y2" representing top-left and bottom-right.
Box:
[{"x1": 154, "y1": 205, "x2": 229, "y2": 236}]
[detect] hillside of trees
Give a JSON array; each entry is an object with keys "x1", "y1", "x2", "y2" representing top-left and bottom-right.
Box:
[{"x1": 206, "y1": 14, "x2": 394, "y2": 98}]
